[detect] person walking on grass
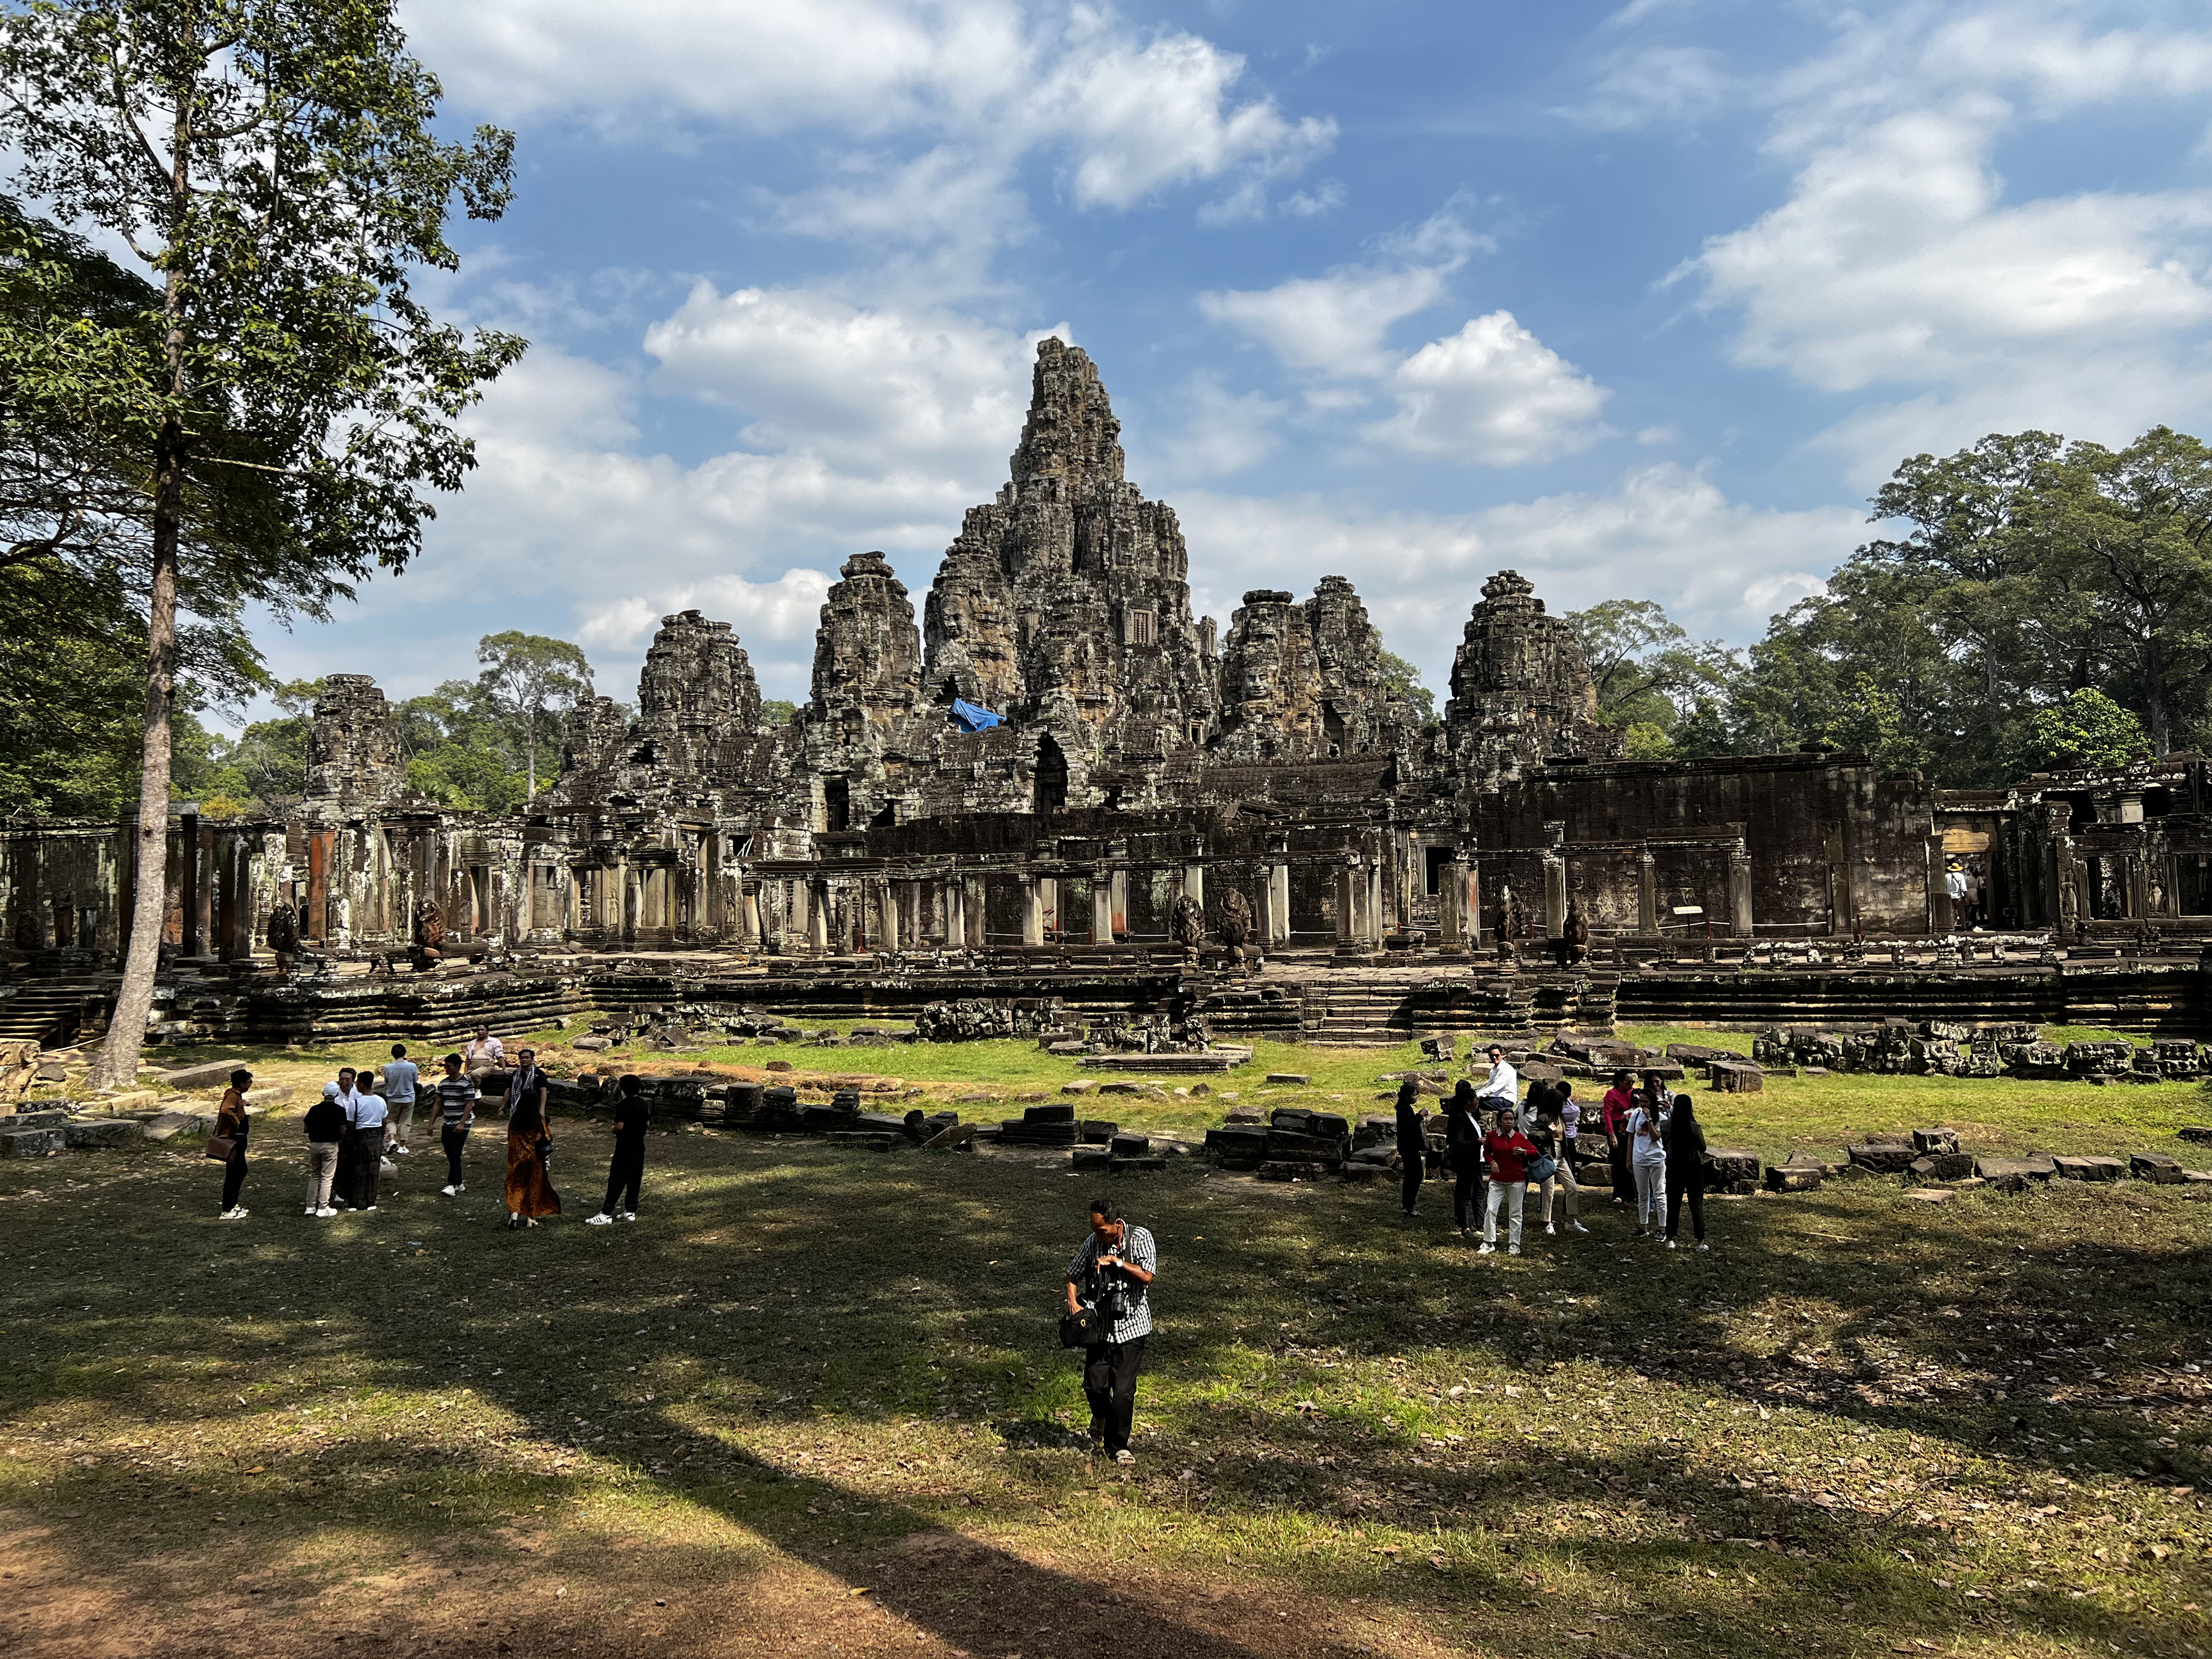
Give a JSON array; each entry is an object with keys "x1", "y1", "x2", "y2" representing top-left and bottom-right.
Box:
[
  {"x1": 505, "y1": 1046, "x2": 547, "y2": 1125},
  {"x1": 1393, "y1": 1079, "x2": 1426, "y2": 1218},
  {"x1": 587, "y1": 1074, "x2": 651, "y2": 1225},
  {"x1": 382, "y1": 1044, "x2": 419, "y2": 1158},
  {"x1": 504, "y1": 1076, "x2": 560, "y2": 1230},
  {"x1": 433, "y1": 1053, "x2": 478, "y2": 1196},
  {"x1": 1663, "y1": 1092, "x2": 1709, "y2": 1251},
  {"x1": 1601, "y1": 1069, "x2": 1636, "y2": 1207},
  {"x1": 1444, "y1": 1079, "x2": 1486, "y2": 1239},
  {"x1": 213, "y1": 1068, "x2": 252, "y2": 1221},
  {"x1": 1480, "y1": 1108, "x2": 1539, "y2": 1257},
  {"x1": 1628, "y1": 1087, "x2": 1668, "y2": 1238},
  {"x1": 1065, "y1": 1198, "x2": 1156, "y2": 1465},
  {"x1": 303, "y1": 1081, "x2": 346, "y2": 1217}
]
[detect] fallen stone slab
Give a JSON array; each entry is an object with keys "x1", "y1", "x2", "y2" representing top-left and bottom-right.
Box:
[
  {"x1": 0, "y1": 1126, "x2": 64, "y2": 1156},
  {"x1": 1224, "y1": 1105, "x2": 1264, "y2": 1124},
  {"x1": 1706, "y1": 1149, "x2": 1761, "y2": 1193},
  {"x1": 825, "y1": 1130, "x2": 900, "y2": 1152},
  {"x1": 1062, "y1": 1079, "x2": 1098, "y2": 1096},
  {"x1": 154, "y1": 1058, "x2": 247, "y2": 1091},
  {"x1": 1072, "y1": 1148, "x2": 1114, "y2": 1171},
  {"x1": 2131, "y1": 1151, "x2": 2186, "y2": 1184},
  {"x1": 1023, "y1": 1102, "x2": 1077, "y2": 1123},
  {"x1": 1110, "y1": 1134, "x2": 1151, "y2": 1157},
  {"x1": 1264, "y1": 1073, "x2": 1311, "y2": 1086},
  {"x1": 1909, "y1": 1151, "x2": 1974, "y2": 1183},
  {"x1": 1913, "y1": 1127, "x2": 1961, "y2": 1154},
  {"x1": 1204, "y1": 1126, "x2": 1270, "y2": 1158},
  {"x1": 1903, "y1": 1188, "x2": 1955, "y2": 1204},
  {"x1": 2178, "y1": 1126, "x2": 2212, "y2": 1145},
  {"x1": 1709, "y1": 1061, "x2": 1763, "y2": 1093},
  {"x1": 2053, "y1": 1155, "x2": 2125, "y2": 1183},
  {"x1": 923, "y1": 1121, "x2": 978, "y2": 1151},
  {"x1": 0, "y1": 1109, "x2": 68, "y2": 1129},
  {"x1": 1765, "y1": 1165, "x2": 1822, "y2": 1192},
  {"x1": 1974, "y1": 1154, "x2": 2058, "y2": 1192},
  {"x1": 143, "y1": 1110, "x2": 216, "y2": 1143},
  {"x1": 62, "y1": 1119, "x2": 141, "y2": 1149},
  {"x1": 1848, "y1": 1142, "x2": 1918, "y2": 1175},
  {"x1": 1112, "y1": 1155, "x2": 1168, "y2": 1173}
]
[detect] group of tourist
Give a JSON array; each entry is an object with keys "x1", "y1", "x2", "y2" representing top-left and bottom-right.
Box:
[
  {"x1": 1395, "y1": 1044, "x2": 1712, "y2": 1253},
  {"x1": 210, "y1": 1026, "x2": 652, "y2": 1233}
]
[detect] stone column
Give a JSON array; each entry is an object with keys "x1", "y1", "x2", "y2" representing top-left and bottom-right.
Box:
[
  {"x1": 1039, "y1": 876, "x2": 1058, "y2": 941},
  {"x1": 943, "y1": 878, "x2": 966, "y2": 948},
  {"x1": 878, "y1": 879, "x2": 900, "y2": 953},
  {"x1": 810, "y1": 882, "x2": 831, "y2": 954},
  {"x1": 1182, "y1": 855, "x2": 1205, "y2": 909},
  {"x1": 1366, "y1": 860, "x2": 1386, "y2": 944},
  {"x1": 1540, "y1": 852, "x2": 1566, "y2": 940},
  {"x1": 1729, "y1": 842, "x2": 1754, "y2": 938},
  {"x1": 739, "y1": 883, "x2": 761, "y2": 945},
  {"x1": 1925, "y1": 832, "x2": 1952, "y2": 935},
  {"x1": 1438, "y1": 858, "x2": 1466, "y2": 951},
  {"x1": 178, "y1": 808, "x2": 201, "y2": 956},
  {"x1": 1021, "y1": 876, "x2": 1044, "y2": 947},
  {"x1": 1270, "y1": 862, "x2": 1291, "y2": 946},
  {"x1": 1465, "y1": 859, "x2": 1483, "y2": 951},
  {"x1": 1092, "y1": 871, "x2": 1115, "y2": 944},
  {"x1": 1335, "y1": 858, "x2": 1360, "y2": 943},
  {"x1": 1638, "y1": 849, "x2": 1658, "y2": 935}
]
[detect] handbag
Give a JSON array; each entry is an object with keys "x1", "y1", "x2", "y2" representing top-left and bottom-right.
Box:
[
  {"x1": 1526, "y1": 1154, "x2": 1558, "y2": 1183},
  {"x1": 1059, "y1": 1305, "x2": 1102, "y2": 1349},
  {"x1": 204, "y1": 1132, "x2": 239, "y2": 1162}
]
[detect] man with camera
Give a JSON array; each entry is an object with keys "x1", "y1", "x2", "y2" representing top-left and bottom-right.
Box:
[{"x1": 1065, "y1": 1198, "x2": 1156, "y2": 1464}]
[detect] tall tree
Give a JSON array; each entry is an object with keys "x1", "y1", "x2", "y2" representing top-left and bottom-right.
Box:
[
  {"x1": 0, "y1": 0, "x2": 525, "y2": 1088},
  {"x1": 1565, "y1": 598, "x2": 1734, "y2": 732},
  {"x1": 475, "y1": 630, "x2": 591, "y2": 799}
]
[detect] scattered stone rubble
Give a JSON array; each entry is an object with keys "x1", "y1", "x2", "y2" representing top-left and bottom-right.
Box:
[{"x1": 1752, "y1": 1020, "x2": 2207, "y2": 1081}]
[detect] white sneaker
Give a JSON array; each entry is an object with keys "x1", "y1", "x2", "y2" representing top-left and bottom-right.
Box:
[
  {"x1": 304, "y1": 1207, "x2": 317, "y2": 1216},
  {"x1": 620, "y1": 1212, "x2": 637, "y2": 1223},
  {"x1": 1508, "y1": 1244, "x2": 1521, "y2": 1256},
  {"x1": 586, "y1": 1213, "x2": 614, "y2": 1226},
  {"x1": 1113, "y1": 1449, "x2": 1136, "y2": 1465},
  {"x1": 1571, "y1": 1222, "x2": 1590, "y2": 1234},
  {"x1": 451, "y1": 1183, "x2": 465, "y2": 1193},
  {"x1": 440, "y1": 1185, "x2": 457, "y2": 1197},
  {"x1": 1665, "y1": 1238, "x2": 1678, "y2": 1250},
  {"x1": 217, "y1": 1208, "x2": 244, "y2": 1222},
  {"x1": 364, "y1": 1205, "x2": 377, "y2": 1213},
  {"x1": 1545, "y1": 1223, "x2": 1556, "y2": 1235},
  {"x1": 1698, "y1": 1242, "x2": 1710, "y2": 1252},
  {"x1": 316, "y1": 1207, "x2": 336, "y2": 1218},
  {"x1": 1477, "y1": 1244, "x2": 1495, "y2": 1255}
]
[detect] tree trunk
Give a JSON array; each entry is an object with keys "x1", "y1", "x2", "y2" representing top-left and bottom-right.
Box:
[
  {"x1": 91, "y1": 82, "x2": 194, "y2": 1090},
  {"x1": 92, "y1": 439, "x2": 182, "y2": 1088},
  {"x1": 526, "y1": 716, "x2": 536, "y2": 801}
]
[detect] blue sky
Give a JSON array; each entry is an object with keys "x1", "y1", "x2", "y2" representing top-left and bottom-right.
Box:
[{"x1": 248, "y1": 0, "x2": 2212, "y2": 721}]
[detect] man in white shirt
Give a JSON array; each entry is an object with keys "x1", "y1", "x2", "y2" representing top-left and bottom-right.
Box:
[
  {"x1": 1475, "y1": 1043, "x2": 1518, "y2": 1113},
  {"x1": 345, "y1": 1068, "x2": 390, "y2": 1212}
]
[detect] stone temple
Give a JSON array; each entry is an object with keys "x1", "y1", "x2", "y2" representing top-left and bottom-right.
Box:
[{"x1": 5, "y1": 338, "x2": 2211, "y2": 1047}]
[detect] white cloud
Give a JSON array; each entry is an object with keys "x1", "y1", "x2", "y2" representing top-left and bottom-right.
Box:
[
  {"x1": 644, "y1": 284, "x2": 1065, "y2": 471},
  {"x1": 407, "y1": 0, "x2": 1332, "y2": 280},
  {"x1": 1176, "y1": 463, "x2": 1866, "y2": 682},
  {"x1": 1677, "y1": 6, "x2": 2212, "y2": 474},
  {"x1": 1566, "y1": 44, "x2": 1733, "y2": 130},
  {"x1": 1365, "y1": 311, "x2": 1611, "y2": 464},
  {"x1": 1141, "y1": 373, "x2": 1287, "y2": 480},
  {"x1": 1199, "y1": 206, "x2": 1486, "y2": 377},
  {"x1": 576, "y1": 569, "x2": 834, "y2": 654}
]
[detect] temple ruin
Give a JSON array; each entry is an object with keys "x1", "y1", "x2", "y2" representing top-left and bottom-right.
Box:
[{"x1": 4, "y1": 338, "x2": 2211, "y2": 1048}]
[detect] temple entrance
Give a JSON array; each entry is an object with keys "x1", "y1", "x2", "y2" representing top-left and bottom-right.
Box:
[
  {"x1": 825, "y1": 775, "x2": 851, "y2": 832},
  {"x1": 1034, "y1": 735, "x2": 1068, "y2": 812}
]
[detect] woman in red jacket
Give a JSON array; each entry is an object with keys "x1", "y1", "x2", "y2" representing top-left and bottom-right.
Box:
[{"x1": 1600, "y1": 1069, "x2": 1636, "y2": 1208}]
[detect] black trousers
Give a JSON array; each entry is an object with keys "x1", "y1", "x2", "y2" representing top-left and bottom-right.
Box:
[
  {"x1": 1666, "y1": 1167, "x2": 1706, "y2": 1240},
  {"x1": 1399, "y1": 1150, "x2": 1423, "y2": 1213},
  {"x1": 350, "y1": 1126, "x2": 384, "y2": 1207},
  {"x1": 601, "y1": 1142, "x2": 645, "y2": 1215},
  {"x1": 1453, "y1": 1166, "x2": 1485, "y2": 1229},
  {"x1": 1084, "y1": 1334, "x2": 1147, "y2": 1454},
  {"x1": 220, "y1": 1151, "x2": 247, "y2": 1212},
  {"x1": 442, "y1": 1124, "x2": 469, "y2": 1186}
]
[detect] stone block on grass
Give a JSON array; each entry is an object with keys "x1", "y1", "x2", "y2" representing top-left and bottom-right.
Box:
[
  {"x1": 0, "y1": 1127, "x2": 62, "y2": 1157},
  {"x1": 142, "y1": 1110, "x2": 215, "y2": 1143},
  {"x1": 1765, "y1": 1164, "x2": 1822, "y2": 1192},
  {"x1": 1072, "y1": 1148, "x2": 1114, "y2": 1171},
  {"x1": 2131, "y1": 1151, "x2": 2185, "y2": 1184},
  {"x1": 2053, "y1": 1155, "x2": 2125, "y2": 1183},
  {"x1": 62, "y1": 1119, "x2": 140, "y2": 1149},
  {"x1": 1264, "y1": 1073, "x2": 1311, "y2": 1086},
  {"x1": 1705, "y1": 1149, "x2": 1761, "y2": 1193},
  {"x1": 1709, "y1": 1061, "x2": 1763, "y2": 1093},
  {"x1": 1912, "y1": 1127, "x2": 1961, "y2": 1154},
  {"x1": 1908, "y1": 1151, "x2": 1974, "y2": 1182},
  {"x1": 1848, "y1": 1142, "x2": 1919, "y2": 1175}
]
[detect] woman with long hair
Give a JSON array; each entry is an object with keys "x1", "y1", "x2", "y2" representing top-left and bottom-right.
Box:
[
  {"x1": 1663, "y1": 1092, "x2": 1709, "y2": 1251},
  {"x1": 1393, "y1": 1079, "x2": 1427, "y2": 1218},
  {"x1": 1444, "y1": 1078, "x2": 1485, "y2": 1240},
  {"x1": 1627, "y1": 1084, "x2": 1668, "y2": 1239},
  {"x1": 505, "y1": 1081, "x2": 561, "y2": 1231}
]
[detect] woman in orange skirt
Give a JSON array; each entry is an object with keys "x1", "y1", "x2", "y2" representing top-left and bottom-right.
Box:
[{"x1": 505, "y1": 1087, "x2": 561, "y2": 1229}]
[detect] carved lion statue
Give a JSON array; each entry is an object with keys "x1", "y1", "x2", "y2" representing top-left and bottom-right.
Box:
[
  {"x1": 1170, "y1": 892, "x2": 1206, "y2": 952},
  {"x1": 409, "y1": 898, "x2": 446, "y2": 971},
  {"x1": 265, "y1": 905, "x2": 299, "y2": 953},
  {"x1": 1218, "y1": 888, "x2": 1252, "y2": 953}
]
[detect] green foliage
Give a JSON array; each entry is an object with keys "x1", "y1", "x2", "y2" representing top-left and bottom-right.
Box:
[
  {"x1": 760, "y1": 698, "x2": 799, "y2": 727},
  {"x1": 2013, "y1": 688, "x2": 2150, "y2": 774},
  {"x1": 476, "y1": 630, "x2": 591, "y2": 799},
  {"x1": 1621, "y1": 720, "x2": 1674, "y2": 759},
  {"x1": 397, "y1": 679, "x2": 528, "y2": 813},
  {"x1": 1566, "y1": 598, "x2": 1735, "y2": 738},
  {"x1": 1376, "y1": 649, "x2": 1436, "y2": 725}
]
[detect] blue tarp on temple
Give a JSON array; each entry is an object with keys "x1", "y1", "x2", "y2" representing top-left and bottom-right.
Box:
[{"x1": 949, "y1": 698, "x2": 1003, "y2": 733}]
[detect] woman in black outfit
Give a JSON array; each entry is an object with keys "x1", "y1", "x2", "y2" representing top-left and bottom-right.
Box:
[
  {"x1": 1663, "y1": 1091, "x2": 1708, "y2": 1250},
  {"x1": 1444, "y1": 1079, "x2": 1485, "y2": 1239},
  {"x1": 1392, "y1": 1080, "x2": 1426, "y2": 1217}
]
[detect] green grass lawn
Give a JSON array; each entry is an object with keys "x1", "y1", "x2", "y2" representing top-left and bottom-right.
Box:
[{"x1": 3, "y1": 1058, "x2": 2211, "y2": 1658}]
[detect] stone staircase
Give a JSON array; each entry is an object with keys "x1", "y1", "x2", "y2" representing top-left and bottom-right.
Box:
[{"x1": 0, "y1": 980, "x2": 105, "y2": 1048}]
